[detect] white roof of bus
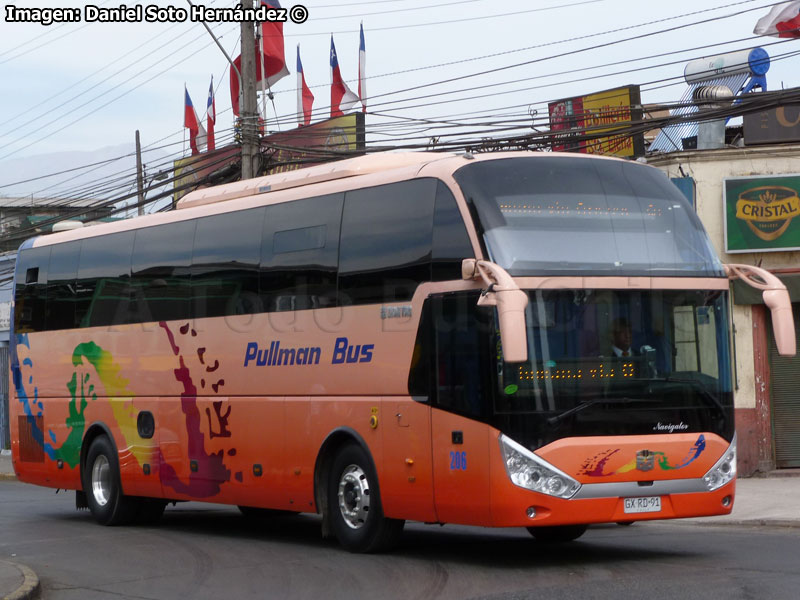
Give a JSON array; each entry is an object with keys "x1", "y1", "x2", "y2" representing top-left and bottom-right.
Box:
[
  {"x1": 30, "y1": 150, "x2": 628, "y2": 248},
  {"x1": 177, "y1": 151, "x2": 456, "y2": 209}
]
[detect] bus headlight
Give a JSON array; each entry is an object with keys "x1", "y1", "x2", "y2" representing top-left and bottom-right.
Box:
[
  {"x1": 499, "y1": 434, "x2": 581, "y2": 499},
  {"x1": 703, "y1": 436, "x2": 736, "y2": 491}
]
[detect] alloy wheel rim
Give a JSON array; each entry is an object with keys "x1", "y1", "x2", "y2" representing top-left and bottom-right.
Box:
[
  {"x1": 337, "y1": 464, "x2": 371, "y2": 529},
  {"x1": 91, "y1": 454, "x2": 111, "y2": 507}
]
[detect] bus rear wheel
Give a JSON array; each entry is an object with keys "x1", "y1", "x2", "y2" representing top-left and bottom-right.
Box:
[
  {"x1": 83, "y1": 435, "x2": 140, "y2": 526},
  {"x1": 327, "y1": 443, "x2": 404, "y2": 553},
  {"x1": 527, "y1": 524, "x2": 588, "y2": 543}
]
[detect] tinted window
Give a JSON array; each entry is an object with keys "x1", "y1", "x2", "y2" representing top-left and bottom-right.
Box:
[
  {"x1": 454, "y1": 157, "x2": 724, "y2": 277},
  {"x1": 76, "y1": 232, "x2": 134, "y2": 328},
  {"x1": 433, "y1": 292, "x2": 493, "y2": 418},
  {"x1": 339, "y1": 179, "x2": 436, "y2": 305},
  {"x1": 132, "y1": 222, "x2": 196, "y2": 323},
  {"x1": 14, "y1": 246, "x2": 50, "y2": 333},
  {"x1": 46, "y1": 241, "x2": 80, "y2": 331},
  {"x1": 261, "y1": 194, "x2": 343, "y2": 312},
  {"x1": 192, "y1": 208, "x2": 265, "y2": 319},
  {"x1": 432, "y1": 181, "x2": 473, "y2": 281},
  {"x1": 273, "y1": 225, "x2": 326, "y2": 254}
]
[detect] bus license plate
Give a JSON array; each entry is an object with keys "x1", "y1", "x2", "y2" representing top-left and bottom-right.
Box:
[{"x1": 623, "y1": 496, "x2": 662, "y2": 514}]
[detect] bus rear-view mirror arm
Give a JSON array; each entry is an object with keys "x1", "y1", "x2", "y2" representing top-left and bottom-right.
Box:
[
  {"x1": 462, "y1": 258, "x2": 529, "y2": 363},
  {"x1": 725, "y1": 263, "x2": 796, "y2": 356}
]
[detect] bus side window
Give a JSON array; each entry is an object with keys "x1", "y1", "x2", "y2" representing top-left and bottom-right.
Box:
[
  {"x1": 14, "y1": 246, "x2": 50, "y2": 333},
  {"x1": 339, "y1": 178, "x2": 436, "y2": 306},
  {"x1": 192, "y1": 207, "x2": 265, "y2": 318},
  {"x1": 432, "y1": 181, "x2": 474, "y2": 281},
  {"x1": 132, "y1": 222, "x2": 195, "y2": 324},
  {"x1": 260, "y1": 194, "x2": 343, "y2": 312},
  {"x1": 76, "y1": 232, "x2": 135, "y2": 328},
  {"x1": 45, "y1": 241, "x2": 80, "y2": 331},
  {"x1": 432, "y1": 293, "x2": 493, "y2": 418},
  {"x1": 408, "y1": 298, "x2": 433, "y2": 399}
]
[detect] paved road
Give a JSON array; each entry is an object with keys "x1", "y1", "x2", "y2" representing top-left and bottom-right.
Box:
[{"x1": 2, "y1": 480, "x2": 800, "y2": 600}]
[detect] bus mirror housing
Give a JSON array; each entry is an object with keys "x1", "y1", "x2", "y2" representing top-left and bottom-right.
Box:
[
  {"x1": 725, "y1": 264, "x2": 796, "y2": 356},
  {"x1": 462, "y1": 259, "x2": 529, "y2": 363}
]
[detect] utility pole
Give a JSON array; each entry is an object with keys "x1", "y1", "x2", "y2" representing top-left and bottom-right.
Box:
[
  {"x1": 135, "y1": 130, "x2": 145, "y2": 216},
  {"x1": 240, "y1": 12, "x2": 259, "y2": 180}
]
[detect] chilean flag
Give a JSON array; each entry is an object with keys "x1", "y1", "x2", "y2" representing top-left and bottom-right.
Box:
[
  {"x1": 260, "y1": 0, "x2": 289, "y2": 84},
  {"x1": 754, "y1": 1, "x2": 800, "y2": 38},
  {"x1": 358, "y1": 23, "x2": 366, "y2": 113},
  {"x1": 230, "y1": 49, "x2": 288, "y2": 116},
  {"x1": 330, "y1": 35, "x2": 358, "y2": 117},
  {"x1": 297, "y1": 45, "x2": 314, "y2": 126},
  {"x1": 206, "y1": 76, "x2": 216, "y2": 151},
  {"x1": 230, "y1": 1, "x2": 289, "y2": 117},
  {"x1": 184, "y1": 87, "x2": 206, "y2": 155}
]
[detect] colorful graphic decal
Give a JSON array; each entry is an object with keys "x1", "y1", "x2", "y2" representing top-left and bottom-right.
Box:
[
  {"x1": 158, "y1": 322, "x2": 233, "y2": 497},
  {"x1": 12, "y1": 334, "x2": 49, "y2": 457},
  {"x1": 579, "y1": 435, "x2": 706, "y2": 477},
  {"x1": 12, "y1": 336, "x2": 143, "y2": 468},
  {"x1": 13, "y1": 321, "x2": 236, "y2": 499}
]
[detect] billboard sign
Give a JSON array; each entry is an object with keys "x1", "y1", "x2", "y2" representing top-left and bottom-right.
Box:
[
  {"x1": 173, "y1": 113, "x2": 365, "y2": 202},
  {"x1": 548, "y1": 85, "x2": 644, "y2": 158},
  {"x1": 744, "y1": 104, "x2": 800, "y2": 145},
  {"x1": 724, "y1": 174, "x2": 800, "y2": 253}
]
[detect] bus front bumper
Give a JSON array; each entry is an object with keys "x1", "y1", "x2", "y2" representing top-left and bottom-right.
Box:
[{"x1": 490, "y1": 478, "x2": 735, "y2": 527}]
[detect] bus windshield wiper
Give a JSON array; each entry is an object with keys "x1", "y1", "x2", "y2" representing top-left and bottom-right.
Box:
[
  {"x1": 659, "y1": 377, "x2": 727, "y2": 417},
  {"x1": 546, "y1": 397, "x2": 653, "y2": 427}
]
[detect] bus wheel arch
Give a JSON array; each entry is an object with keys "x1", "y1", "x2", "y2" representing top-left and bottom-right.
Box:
[
  {"x1": 314, "y1": 428, "x2": 405, "y2": 552},
  {"x1": 80, "y1": 427, "x2": 140, "y2": 526},
  {"x1": 80, "y1": 422, "x2": 115, "y2": 490},
  {"x1": 315, "y1": 430, "x2": 404, "y2": 553},
  {"x1": 314, "y1": 428, "x2": 369, "y2": 538}
]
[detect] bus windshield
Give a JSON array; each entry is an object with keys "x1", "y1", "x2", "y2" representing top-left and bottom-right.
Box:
[
  {"x1": 454, "y1": 156, "x2": 725, "y2": 277},
  {"x1": 432, "y1": 289, "x2": 734, "y2": 450}
]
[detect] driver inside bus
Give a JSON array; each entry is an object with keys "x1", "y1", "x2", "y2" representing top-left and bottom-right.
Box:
[{"x1": 609, "y1": 317, "x2": 634, "y2": 357}]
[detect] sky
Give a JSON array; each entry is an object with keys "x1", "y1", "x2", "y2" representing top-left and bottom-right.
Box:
[{"x1": 1, "y1": 0, "x2": 800, "y2": 198}]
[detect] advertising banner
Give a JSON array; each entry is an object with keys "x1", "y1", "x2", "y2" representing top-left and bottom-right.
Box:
[
  {"x1": 173, "y1": 113, "x2": 365, "y2": 202},
  {"x1": 548, "y1": 85, "x2": 644, "y2": 158},
  {"x1": 744, "y1": 104, "x2": 800, "y2": 145},
  {"x1": 724, "y1": 174, "x2": 800, "y2": 253}
]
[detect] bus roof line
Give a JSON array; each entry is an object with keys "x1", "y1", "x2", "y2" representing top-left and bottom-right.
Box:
[{"x1": 176, "y1": 151, "x2": 457, "y2": 210}]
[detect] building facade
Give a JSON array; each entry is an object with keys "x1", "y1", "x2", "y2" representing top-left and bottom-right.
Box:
[{"x1": 650, "y1": 143, "x2": 800, "y2": 475}]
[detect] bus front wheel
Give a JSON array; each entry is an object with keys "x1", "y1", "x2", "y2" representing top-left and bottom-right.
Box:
[
  {"x1": 327, "y1": 443, "x2": 404, "y2": 553},
  {"x1": 82, "y1": 435, "x2": 140, "y2": 526},
  {"x1": 527, "y1": 524, "x2": 588, "y2": 543}
]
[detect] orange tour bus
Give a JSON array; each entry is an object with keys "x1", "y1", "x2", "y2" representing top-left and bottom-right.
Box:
[{"x1": 10, "y1": 151, "x2": 796, "y2": 552}]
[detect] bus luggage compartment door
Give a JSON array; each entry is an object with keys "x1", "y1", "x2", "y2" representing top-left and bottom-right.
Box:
[{"x1": 379, "y1": 397, "x2": 436, "y2": 523}]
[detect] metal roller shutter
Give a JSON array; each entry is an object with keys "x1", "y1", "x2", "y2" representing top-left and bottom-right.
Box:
[{"x1": 769, "y1": 304, "x2": 800, "y2": 468}]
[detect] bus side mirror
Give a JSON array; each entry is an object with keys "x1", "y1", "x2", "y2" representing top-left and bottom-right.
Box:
[
  {"x1": 463, "y1": 259, "x2": 529, "y2": 363},
  {"x1": 726, "y1": 264, "x2": 796, "y2": 356}
]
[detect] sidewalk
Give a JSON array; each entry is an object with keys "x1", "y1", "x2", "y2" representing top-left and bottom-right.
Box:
[{"x1": 0, "y1": 450, "x2": 798, "y2": 599}]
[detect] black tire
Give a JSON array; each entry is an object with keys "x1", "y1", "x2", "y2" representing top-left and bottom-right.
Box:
[
  {"x1": 327, "y1": 443, "x2": 404, "y2": 553},
  {"x1": 82, "y1": 436, "x2": 141, "y2": 526},
  {"x1": 527, "y1": 524, "x2": 588, "y2": 543}
]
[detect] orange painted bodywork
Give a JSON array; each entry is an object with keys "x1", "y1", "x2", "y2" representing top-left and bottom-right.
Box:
[
  {"x1": 11, "y1": 296, "x2": 735, "y2": 527},
  {"x1": 10, "y1": 147, "x2": 738, "y2": 528}
]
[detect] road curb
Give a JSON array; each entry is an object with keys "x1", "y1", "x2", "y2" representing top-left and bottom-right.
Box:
[
  {"x1": 0, "y1": 474, "x2": 17, "y2": 482},
  {"x1": 670, "y1": 518, "x2": 800, "y2": 529},
  {"x1": 1, "y1": 560, "x2": 40, "y2": 600}
]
